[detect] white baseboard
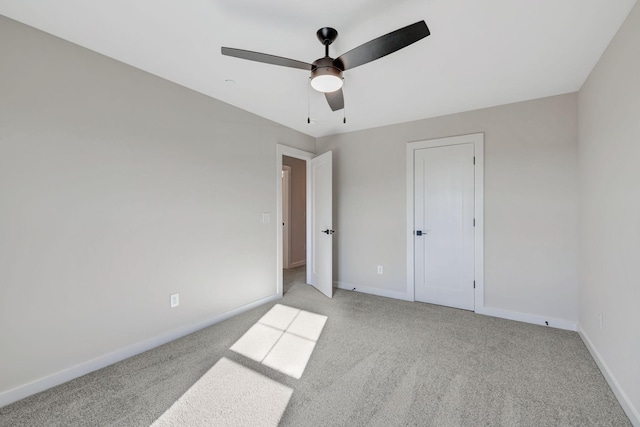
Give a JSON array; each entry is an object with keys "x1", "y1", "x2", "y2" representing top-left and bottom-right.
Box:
[
  {"x1": 336, "y1": 283, "x2": 577, "y2": 331},
  {"x1": 289, "y1": 260, "x2": 306, "y2": 268},
  {"x1": 335, "y1": 281, "x2": 413, "y2": 302},
  {"x1": 578, "y1": 326, "x2": 640, "y2": 426},
  {"x1": 475, "y1": 306, "x2": 577, "y2": 331},
  {"x1": 0, "y1": 293, "x2": 281, "y2": 409}
]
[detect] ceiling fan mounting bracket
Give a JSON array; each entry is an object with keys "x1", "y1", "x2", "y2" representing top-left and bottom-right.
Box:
[{"x1": 316, "y1": 27, "x2": 338, "y2": 46}]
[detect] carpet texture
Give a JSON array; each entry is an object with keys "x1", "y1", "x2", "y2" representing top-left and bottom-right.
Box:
[
  {"x1": 151, "y1": 357, "x2": 292, "y2": 427},
  {"x1": 0, "y1": 267, "x2": 631, "y2": 426}
]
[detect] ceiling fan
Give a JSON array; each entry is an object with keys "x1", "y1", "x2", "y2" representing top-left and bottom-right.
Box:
[{"x1": 221, "y1": 21, "x2": 430, "y2": 114}]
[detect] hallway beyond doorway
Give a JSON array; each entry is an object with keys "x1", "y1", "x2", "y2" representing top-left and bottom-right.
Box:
[{"x1": 283, "y1": 266, "x2": 305, "y2": 295}]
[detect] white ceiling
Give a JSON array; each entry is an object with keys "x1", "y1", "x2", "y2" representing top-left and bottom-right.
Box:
[{"x1": 1, "y1": 0, "x2": 636, "y2": 138}]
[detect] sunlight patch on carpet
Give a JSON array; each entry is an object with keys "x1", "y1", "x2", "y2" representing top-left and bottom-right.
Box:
[
  {"x1": 230, "y1": 304, "x2": 328, "y2": 379},
  {"x1": 258, "y1": 304, "x2": 300, "y2": 330},
  {"x1": 151, "y1": 357, "x2": 292, "y2": 427},
  {"x1": 229, "y1": 323, "x2": 283, "y2": 362},
  {"x1": 262, "y1": 331, "x2": 317, "y2": 378}
]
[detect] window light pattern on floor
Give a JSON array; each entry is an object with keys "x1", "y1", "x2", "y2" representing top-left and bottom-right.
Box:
[
  {"x1": 152, "y1": 357, "x2": 292, "y2": 427},
  {"x1": 230, "y1": 304, "x2": 328, "y2": 379}
]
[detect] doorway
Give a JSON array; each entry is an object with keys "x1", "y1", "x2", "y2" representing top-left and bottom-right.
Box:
[
  {"x1": 406, "y1": 133, "x2": 484, "y2": 311},
  {"x1": 276, "y1": 145, "x2": 333, "y2": 298},
  {"x1": 282, "y1": 165, "x2": 291, "y2": 270},
  {"x1": 282, "y1": 159, "x2": 304, "y2": 294}
]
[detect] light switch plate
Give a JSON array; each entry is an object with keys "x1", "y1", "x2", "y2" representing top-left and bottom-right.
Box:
[{"x1": 170, "y1": 293, "x2": 179, "y2": 308}]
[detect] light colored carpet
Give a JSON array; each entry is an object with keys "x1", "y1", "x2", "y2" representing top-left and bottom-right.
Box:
[
  {"x1": 0, "y1": 267, "x2": 632, "y2": 426},
  {"x1": 151, "y1": 357, "x2": 292, "y2": 427}
]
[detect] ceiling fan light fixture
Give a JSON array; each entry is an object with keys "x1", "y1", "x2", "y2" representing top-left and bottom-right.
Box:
[
  {"x1": 222, "y1": 20, "x2": 430, "y2": 112},
  {"x1": 310, "y1": 66, "x2": 343, "y2": 93}
]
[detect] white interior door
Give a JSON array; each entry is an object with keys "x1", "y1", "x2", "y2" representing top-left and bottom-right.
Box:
[
  {"x1": 414, "y1": 143, "x2": 474, "y2": 310},
  {"x1": 310, "y1": 151, "x2": 333, "y2": 298}
]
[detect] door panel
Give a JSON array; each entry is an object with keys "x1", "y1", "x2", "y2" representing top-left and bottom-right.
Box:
[
  {"x1": 310, "y1": 151, "x2": 333, "y2": 298},
  {"x1": 415, "y1": 143, "x2": 474, "y2": 310}
]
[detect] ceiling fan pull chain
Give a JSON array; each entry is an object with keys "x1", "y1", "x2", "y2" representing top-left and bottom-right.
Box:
[
  {"x1": 307, "y1": 77, "x2": 311, "y2": 124},
  {"x1": 343, "y1": 80, "x2": 347, "y2": 124}
]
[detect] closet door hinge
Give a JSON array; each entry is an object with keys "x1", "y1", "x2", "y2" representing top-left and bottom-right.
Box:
[{"x1": 473, "y1": 280, "x2": 476, "y2": 289}]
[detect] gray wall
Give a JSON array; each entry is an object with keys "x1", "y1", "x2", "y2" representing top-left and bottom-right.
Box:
[
  {"x1": 0, "y1": 16, "x2": 315, "y2": 396},
  {"x1": 578, "y1": 1, "x2": 640, "y2": 418},
  {"x1": 282, "y1": 156, "x2": 306, "y2": 267},
  {"x1": 316, "y1": 93, "x2": 579, "y2": 323}
]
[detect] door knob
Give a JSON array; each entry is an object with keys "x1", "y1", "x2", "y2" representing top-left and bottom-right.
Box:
[{"x1": 322, "y1": 229, "x2": 335, "y2": 235}]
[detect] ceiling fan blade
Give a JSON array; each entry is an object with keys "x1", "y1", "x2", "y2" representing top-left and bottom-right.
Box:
[
  {"x1": 334, "y1": 21, "x2": 430, "y2": 71},
  {"x1": 325, "y1": 88, "x2": 344, "y2": 111},
  {"x1": 221, "y1": 47, "x2": 313, "y2": 70}
]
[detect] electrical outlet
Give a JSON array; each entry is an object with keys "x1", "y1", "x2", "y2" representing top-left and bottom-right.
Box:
[
  {"x1": 598, "y1": 312, "x2": 603, "y2": 330},
  {"x1": 170, "y1": 293, "x2": 180, "y2": 308},
  {"x1": 377, "y1": 265, "x2": 383, "y2": 275}
]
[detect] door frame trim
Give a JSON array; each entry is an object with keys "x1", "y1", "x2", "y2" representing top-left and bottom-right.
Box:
[
  {"x1": 276, "y1": 145, "x2": 315, "y2": 297},
  {"x1": 406, "y1": 133, "x2": 484, "y2": 310}
]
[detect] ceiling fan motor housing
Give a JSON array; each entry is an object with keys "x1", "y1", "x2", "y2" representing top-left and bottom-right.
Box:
[
  {"x1": 312, "y1": 57, "x2": 343, "y2": 74},
  {"x1": 311, "y1": 57, "x2": 344, "y2": 92}
]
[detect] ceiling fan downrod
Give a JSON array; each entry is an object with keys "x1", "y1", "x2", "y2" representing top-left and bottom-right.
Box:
[{"x1": 316, "y1": 27, "x2": 338, "y2": 58}]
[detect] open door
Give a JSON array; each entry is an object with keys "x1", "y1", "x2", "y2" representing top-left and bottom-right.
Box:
[{"x1": 310, "y1": 151, "x2": 333, "y2": 298}]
